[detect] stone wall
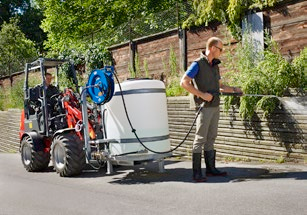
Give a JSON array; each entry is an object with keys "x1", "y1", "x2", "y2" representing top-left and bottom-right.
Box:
[
  {"x1": 2, "y1": 97, "x2": 306, "y2": 164},
  {"x1": 0, "y1": 109, "x2": 21, "y2": 153},
  {"x1": 167, "y1": 96, "x2": 307, "y2": 163}
]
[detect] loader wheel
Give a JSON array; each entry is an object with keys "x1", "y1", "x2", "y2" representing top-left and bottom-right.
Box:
[
  {"x1": 20, "y1": 136, "x2": 50, "y2": 172},
  {"x1": 51, "y1": 133, "x2": 85, "y2": 177}
]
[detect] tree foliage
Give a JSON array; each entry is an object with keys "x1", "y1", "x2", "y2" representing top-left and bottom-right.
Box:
[
  {"x1": 18, "y1": 5, "x2": 46, "y2": 51},
  {"x1": 40, "y1": 0, "x2": 188, "y2": 74},
  {"x1": 41, "y1": 0, "x2": 185, "y2": 52},
  {"x1": 0, "y1": 0, "x2": 28, "y2": 26},
  {"x1": 0, "y1": 0, "x2": 46, "y2": 50},
  {"x1": 0, "y1": 18, "x2": 37, "y2": 77}
]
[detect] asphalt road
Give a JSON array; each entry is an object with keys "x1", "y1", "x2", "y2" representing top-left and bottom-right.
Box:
[{"x1": 1, "y1": 153, "x2": 307, "y2": 215}]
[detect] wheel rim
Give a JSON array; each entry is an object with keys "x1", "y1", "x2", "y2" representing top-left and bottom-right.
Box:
[
  {"x1": 54, "y1": 144, "x2": 65, "y2": 169},
  {"x1": 22, "y1": 143, "x2": 32, "y2": 166}
]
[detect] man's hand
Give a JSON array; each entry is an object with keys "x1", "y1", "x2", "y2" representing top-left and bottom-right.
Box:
[{"x1": 201, "y1": 92, "x2": 213, "y2": 102}]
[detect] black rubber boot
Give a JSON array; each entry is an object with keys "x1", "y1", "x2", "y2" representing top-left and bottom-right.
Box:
[
  {"x1": 204, "y1": 150, "x2": 227, "y2": 176},
  {"x1": 192, "y1": 153, "x2": 207, "y2": 182}
]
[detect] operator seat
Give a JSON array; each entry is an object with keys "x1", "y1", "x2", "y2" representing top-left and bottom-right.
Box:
[{"x1": 28, "y1": 86, "x2": 42, "y2": 115}]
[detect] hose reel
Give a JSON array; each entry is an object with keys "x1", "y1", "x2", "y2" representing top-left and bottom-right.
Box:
[{"x1": 87, "y1": 66, "x2": 115, "y2": 105}]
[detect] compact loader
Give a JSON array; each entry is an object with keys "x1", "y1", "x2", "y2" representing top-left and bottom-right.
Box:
[
  {"x1": 19, "y1": 58, "x2": 170, "y2": 177},
  {"x1": 20, "y1": 58, "x2": 99, "y2": 176}
]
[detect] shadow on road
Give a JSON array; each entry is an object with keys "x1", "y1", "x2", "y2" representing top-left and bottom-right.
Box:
[
  {"x1": 41, "y1": 160, "x2": 307, "y2": 183},
  {"x1": 91, "y1": 160, "x2": 307, "y2": 184},
  {"x1": 10, "y1": 153, "x2": 307, "y2": 183}
]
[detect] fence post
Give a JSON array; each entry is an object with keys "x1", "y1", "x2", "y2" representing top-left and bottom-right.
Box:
[
  {"x1": 129, "y1": 41, "x2": 136, "y2": 74},
  {"x1": 178, "y1": 28, "x2": 187, "y2": 71}
]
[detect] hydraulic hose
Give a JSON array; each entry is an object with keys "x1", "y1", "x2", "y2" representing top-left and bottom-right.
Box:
[{"x1": 111, "y1": 71, "x2": 203, "y2": 155}]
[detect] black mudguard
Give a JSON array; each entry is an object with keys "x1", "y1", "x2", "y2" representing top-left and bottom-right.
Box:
[{"x1": 20, "y1": 132, "x2": 45, "y2": 152}]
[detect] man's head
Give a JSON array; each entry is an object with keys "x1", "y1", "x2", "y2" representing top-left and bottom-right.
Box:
[
  {"x1": 45, "y1": 73, "x2": 53, "y2": 87},
  {"x1": 206, "y1": 37, "x2": 223, "y2": 59}
]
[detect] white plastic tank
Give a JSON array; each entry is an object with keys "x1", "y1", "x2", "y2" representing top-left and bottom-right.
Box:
[{"x1": 104, "y1": 79, "x2": 170, "y2": 156}]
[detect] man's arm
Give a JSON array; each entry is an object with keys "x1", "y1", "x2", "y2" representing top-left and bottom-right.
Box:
[
  {"x1": 219, "y1": 80, "x2": 242, "y2": 94},
  {"x1": 180, "y1": 74, "x2": 213, "y2": 102}
]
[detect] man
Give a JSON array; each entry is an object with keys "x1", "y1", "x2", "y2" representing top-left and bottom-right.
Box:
[
  {"x1": 180, "y1": 37, "x2": 242, "y2": 182},
  {"x1": 44, "y1": 72, "x2": 60, "y2": 115},
  {"x1": 44, "y1": 72, "x2": 59, "y2": 99}
]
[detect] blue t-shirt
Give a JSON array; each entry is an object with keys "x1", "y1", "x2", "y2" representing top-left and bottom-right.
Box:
[{"x1": 185, "y1": 61, "x2": 199, "y2": 79}]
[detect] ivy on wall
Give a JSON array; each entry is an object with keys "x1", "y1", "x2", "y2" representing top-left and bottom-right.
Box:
[{"x1": 182, "y1": 0, "x2": 279, "y2": 37}]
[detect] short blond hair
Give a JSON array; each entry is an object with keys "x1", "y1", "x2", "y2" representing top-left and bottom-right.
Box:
[{"x1": 206, "y1": 37, "x2": 223, "y2": 49}]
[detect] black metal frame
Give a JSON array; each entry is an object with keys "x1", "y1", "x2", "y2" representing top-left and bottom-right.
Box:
[{"x1": 23, "y1": 58, "x2": 78, "y2": 137}]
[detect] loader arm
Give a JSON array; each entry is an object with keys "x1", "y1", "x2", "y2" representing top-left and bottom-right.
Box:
[{"x1": 63, "y1": 88, "x2": 96, "y2": 140}]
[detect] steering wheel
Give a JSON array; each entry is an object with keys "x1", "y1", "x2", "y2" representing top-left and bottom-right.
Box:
[{"x1": 50, "y1": 93, "x2": 62, "y2": 100}]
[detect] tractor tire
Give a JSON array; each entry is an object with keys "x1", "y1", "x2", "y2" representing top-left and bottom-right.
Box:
[
  {"x1": 20, "y1": 136, "x2": 50, "y2": 172},
  {"x1": 51, "y1": 133, "x2": 85, "y2": 177}
]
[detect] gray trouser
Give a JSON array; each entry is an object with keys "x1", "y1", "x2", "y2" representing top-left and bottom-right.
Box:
[{"x1": 193, "y1": 106, "x2": 220, "y2": 153}]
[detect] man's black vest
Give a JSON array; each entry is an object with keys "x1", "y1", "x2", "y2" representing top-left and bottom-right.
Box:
[{"x1": 192, "y1": 54, "x2": 221, "y2": 108}]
